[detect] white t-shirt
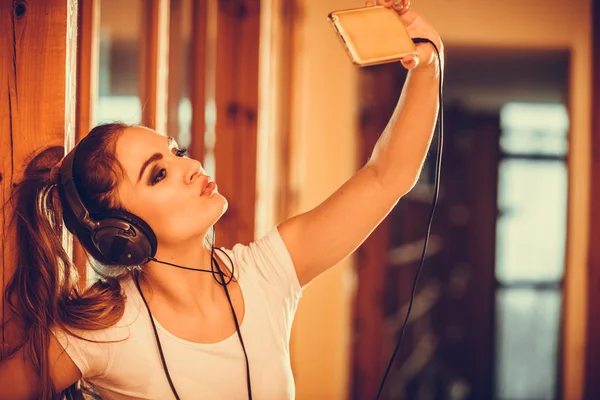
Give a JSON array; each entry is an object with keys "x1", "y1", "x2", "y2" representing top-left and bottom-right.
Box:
[{"x1": 54, "y1": 228, "x2": 302, "y2": 399}]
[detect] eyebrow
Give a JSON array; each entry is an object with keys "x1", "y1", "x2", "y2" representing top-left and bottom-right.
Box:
[{"x1": 137, "y1": 137, "x2": 174, "y2": 183}]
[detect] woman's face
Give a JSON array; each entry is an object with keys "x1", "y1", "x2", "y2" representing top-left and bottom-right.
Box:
[{"x1": 115, "y1": 127, "x2": 227, "y2": 248}]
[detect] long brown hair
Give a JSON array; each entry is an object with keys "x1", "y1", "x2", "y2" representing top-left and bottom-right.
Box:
[{"x1": 2, "y1": 123, "x2": 133, "y2": 399}]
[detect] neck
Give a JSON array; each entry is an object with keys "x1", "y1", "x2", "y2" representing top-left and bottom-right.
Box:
[{"x1": 140, "y1": 239, "x2": 231, "y2": 309}]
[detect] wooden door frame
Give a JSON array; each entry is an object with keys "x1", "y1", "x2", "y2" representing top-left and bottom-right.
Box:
[
  {"x1": 74, "y1": 0, "x2": 100, "y2": 285},
  {"x1": 585, "y1": 1, "x2": 600, "y2": 397},
  {"x1": 139, "y1": 0, "x2": 170, "y2": 133},
  {"x1": 213, "y1": 0, "x2": 261, "y2": 248},
  {"x1": 0, "y1": 0, "x2": 78, "y2": 356}
]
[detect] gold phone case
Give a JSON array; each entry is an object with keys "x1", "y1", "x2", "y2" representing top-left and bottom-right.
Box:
[{"x1": 328, "y1": 6, "x2": 417, "y2": 67}]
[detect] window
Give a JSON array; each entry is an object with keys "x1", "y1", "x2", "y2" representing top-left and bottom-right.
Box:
[
  {"x1": 95, "y1": 0, "x2": 143, "y2": 125},
  {"x1": 494, "y1": 102, "x2": 568, "y2": 399}
]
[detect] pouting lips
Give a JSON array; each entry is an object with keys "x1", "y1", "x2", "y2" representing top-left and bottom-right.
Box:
[{"x1": 201, "y1": 181, "x2": 217, "y2": 196}]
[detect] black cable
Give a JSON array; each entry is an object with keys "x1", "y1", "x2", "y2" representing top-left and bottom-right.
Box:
[
  {"x1": 149, "y1": 237, "x2": 235, "y2": 287},
  {"x1": 149, "y1": 256, "x2": 235, "y2": 286},
  {"x1": 133, "y1": 272, "x2": 182, "y2": 400},
  {"x1": 376, "y1": 37, "x2": 444, "y2": 400},
  {"x1": 149, "y1": 257, "x2": 215, "y2": 273},
  {"x1": 134, "y1": 226, "x2": 252, "y2": 399},
  {"x1": 213, "y1": 248, "x2": 253, "y2": 400},
  {"x1": 210, "y1": 228, "x2": 253, "y2": 399}
]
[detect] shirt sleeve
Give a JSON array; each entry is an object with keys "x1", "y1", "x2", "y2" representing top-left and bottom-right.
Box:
[
  {"x1": 228, "y1": 226, "x2": 302, "y2": 310},
  {"x1": 51, "y1": 326, "x2": 113, "y2": 379}
]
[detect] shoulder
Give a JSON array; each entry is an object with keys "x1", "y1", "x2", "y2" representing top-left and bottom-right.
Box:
[
  {"x1": 223, "y1": 227, "x2": 302, "y2": 298},
  {"x1": 228, "y1": 228, "x2": 294, "y2": 270}
]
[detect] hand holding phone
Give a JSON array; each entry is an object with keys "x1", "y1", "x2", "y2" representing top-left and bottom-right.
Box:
[
  {"x1": 329, "y1": 0, "x2": 443, "y2": 70},
  {"x1": 328, "y1": 5, "x2": 417, "y2": 67}
]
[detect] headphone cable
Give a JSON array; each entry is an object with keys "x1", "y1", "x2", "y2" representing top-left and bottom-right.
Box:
[
  {"x1": 135, "y1": 226, "x2": 252, "y2": 399},
  {"x1": 376, "y1": 37, "x2": 444, "y2": 399}
]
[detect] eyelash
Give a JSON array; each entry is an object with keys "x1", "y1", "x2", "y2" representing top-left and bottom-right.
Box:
[{"x1": 150, "y1": 147, "x2": 188, "y2": 186}]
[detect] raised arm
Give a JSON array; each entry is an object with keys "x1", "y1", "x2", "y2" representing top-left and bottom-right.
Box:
[{"x1": 278, "y1": 0, "x2": 443, "y2": 287}]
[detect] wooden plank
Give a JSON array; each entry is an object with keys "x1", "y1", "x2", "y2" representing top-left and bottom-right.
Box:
[
  {"x1": 383, "y1": 282, "x2": 442, "y2": 333},
  {"x1": 139, "y1": 0, "x2": 170, "y2": 132},
  {"x1": 463, "y1": 112, "x2": 499, "y2": 400},
  {"x1": 274, "y1": 0, "x2": 299, "y2": 222},
  {"x1": 585, "y1": 0, "x2": 600, "y2": 397},
  {"x1": 396, "y1": 331, "x2": 438, "y2": 383},
  {"x1": 76, "y1": 0, "x2": 99, "y2": 139},
  {"x1": 0, "y1": 0, "x2": 77, "y2": 356},
  {"x1": 352, "y1": 64, "x2": 398, "y2": 400},
  {"x1": 167, "y1": 0, "x2": 184, "y2": 143},
  {"x1": 74, "y1": 0, "x2": 100, "y2": 286},
  {"x1": 214, "y1": 0, "x2": 261, "y2": 248},
  {"x1": 352, "y1": 222, "x2": 389, "y2": 400},
  {"x1": 189, "y1": 0, "x2": 208, "y2": 161},
  {"x1": 387, "y1": 235, "x2": 443, "y2": 266}
]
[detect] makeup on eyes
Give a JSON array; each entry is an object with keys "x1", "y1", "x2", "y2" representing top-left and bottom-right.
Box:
[{"x1": 147, "y1": 145, "x2": 188, "y2": 186}]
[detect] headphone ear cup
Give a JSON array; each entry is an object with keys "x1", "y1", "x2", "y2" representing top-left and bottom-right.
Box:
[{"x1": 92, "y1": 210, "x2": 158, "y2": 266}]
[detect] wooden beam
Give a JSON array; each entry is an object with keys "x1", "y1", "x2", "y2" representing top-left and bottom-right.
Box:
[
  {"x1": 0, "y1": 0, "x2": 77, "y2": 355},
  {"x1": 383, "y1": 282, "x2": 442, "y2": 332},
  {"x1": 189, "y1": 0, "x2": 208, "y2": 161},
  {"x1": 76, "y1": 0, "x2": 99, "y2": 139},
  {"x1": 387, "y1": 235, "x2": 443, "y2": 266},
  {"x1": 214, "y1": 0, "x2": 261, "y2": 248},
  {"x1": 352, "y1": 65, "x2": 397, "y2": 400},
  {"x1": 166, "y1": 0, "x2": 184, "y2": 143},
  {"x1": 74, "y1": 0, "x2": 100, "y2": 286},
  {"x1": 585, "y1": 0, "x2": 600, "y2": 397},
  {"x1": 463, "y1": 112, "x2": 499, "y2": 400},
  {"x1": 277, "y1": 0, "x2": 300, "y2": 222},
  {"x1": 255, "y1": 0, "x2": 299, "y2": 233},
  {"x1": 140, "y1": 0, "x2": 170, "y2": 132}
]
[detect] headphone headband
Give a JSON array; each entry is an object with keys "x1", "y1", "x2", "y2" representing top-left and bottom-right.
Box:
[{"x1": 59, "y1": 148, "x2": 97, "y2": 231}]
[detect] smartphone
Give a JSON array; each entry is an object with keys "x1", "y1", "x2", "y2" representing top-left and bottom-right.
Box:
[{"x1": 328, "y1": 5, "x2": 416, "y2": 67}]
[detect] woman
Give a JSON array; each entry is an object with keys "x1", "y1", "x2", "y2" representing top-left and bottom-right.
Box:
[{"x1": 0, "y1": 0, "x2": 442, "y2": 398}]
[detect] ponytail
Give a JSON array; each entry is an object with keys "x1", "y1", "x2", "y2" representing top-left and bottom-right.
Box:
[{"x1": 2, "y1": 145, "x2": 126, "y2": 399}]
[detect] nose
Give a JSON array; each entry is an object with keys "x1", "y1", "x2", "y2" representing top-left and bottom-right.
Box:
[{"x1": 186, "y1": 159, "x2": 203, "y2": 184}]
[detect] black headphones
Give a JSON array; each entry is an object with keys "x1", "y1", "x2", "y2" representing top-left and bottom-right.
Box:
[{"x1": 58, "y1": 144, "x2": 158, "y2": 266}]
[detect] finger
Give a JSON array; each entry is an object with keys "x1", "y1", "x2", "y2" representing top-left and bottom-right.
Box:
[
  {"x1": 397, "y1": 7, "x2": 419, "y2": 25},
  {"x1": 395, "y1": 1, "x2": 411, "y2": 15},
  {"x1": 365, "y1": 1, "x2": 374, "y2": 6},
  {"x1": 392, "y1": 0, "x2": 410, "y2": 12},
  {"x1": 401, "y1": 53, "x2": 420, "y2": 70}
]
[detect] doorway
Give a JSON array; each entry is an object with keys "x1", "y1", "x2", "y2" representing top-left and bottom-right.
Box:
[{"x1": 352, "y1": 47, "x2": 570, "y2": 400}]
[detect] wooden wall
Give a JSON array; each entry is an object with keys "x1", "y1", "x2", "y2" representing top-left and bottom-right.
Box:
[
  {"x1": 0, "y1": 0, "x2": 78, "y2": 355},
  {"x1": 213, "y1": 0, "x2": 261, "y2": 248},
  {"x1": 0, "y1": 0, "x2": 264, "y2": 355},
  {"x1": 585, "y1": 1, "x2": 600, "y2": 397}
]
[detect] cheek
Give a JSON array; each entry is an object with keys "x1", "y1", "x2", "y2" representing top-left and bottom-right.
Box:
[
  {"x1": 131, "y1": 188, "x2": 228, "y2": 243},
  {"x1": 144, "y1": 198, "x2": 227, "y2": 243},
  {"x1": 130, "y1": 196, "x2": 185, "y2": 235},
  {"x1": 146, "y1": 211, "x2": 197, "y2": 244}
]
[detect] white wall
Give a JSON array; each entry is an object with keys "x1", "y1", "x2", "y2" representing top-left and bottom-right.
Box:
[{"x1": 287, "y1": 1, "x2": 360, "y2": 398}]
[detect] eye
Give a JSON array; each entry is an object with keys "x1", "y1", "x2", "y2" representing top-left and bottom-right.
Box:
[
  {"x1": 173, "y1": 147, "x2": 188, "y2": 158},
  {"x1": 151, "y1": 168, "x2": 166, "y2": 186}
]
